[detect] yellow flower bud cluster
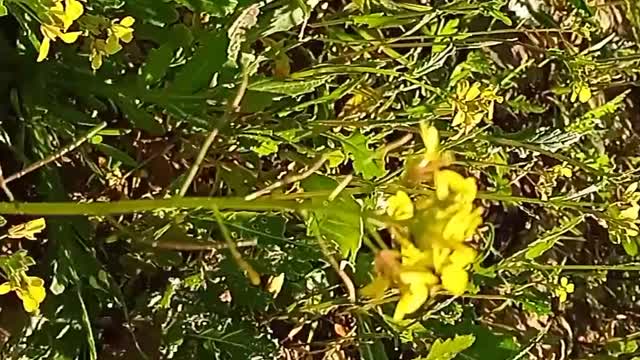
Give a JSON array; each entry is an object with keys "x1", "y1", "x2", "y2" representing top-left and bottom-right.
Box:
[
  {"x1": 362, "y1": 125, "x2": 482, "y2": 320},
  {"x1": 451, "y1": 80, "x2": 503, "y2": 133}
]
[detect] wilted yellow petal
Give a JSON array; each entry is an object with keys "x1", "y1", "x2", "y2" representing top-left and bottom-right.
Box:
[
  {"x1": 266, "y1": 273, "x2": 285, "y2": 298},
  {"x1": 37, "y1": 37, "x2": 51, "y2": 62},
  {"x1": 387, "y1": 191, "x2": 414, "y2": 220},
  {"x1": 440, "y1": 265, "x2": 468, "y2": 296}
]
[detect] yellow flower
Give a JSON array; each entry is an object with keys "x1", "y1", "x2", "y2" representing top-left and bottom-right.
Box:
[
  {"x1": 7, "y1": 218, "x2": 46, "y2": 240},
  {"x1": 387, "y1": 191, "x2": 414, "y2": 220},
  {"x1": 89, "y1": 16, "x2": 135, "y2": 70},
  {"x1": 450, "y1": 80, "x2": 502, "y2": 132},
  {"x1": 111, "y1": 16, "x2": 135, "y2": 43},
  {"x1": 394, "y1": 270, "x2": 439, "y2": 320},
  {"x1": 0, "y1": 276, "x2": 46, "y2": 313},
  {"x1": 435, "y1": 170, "x2": 477, "y2": 204},
  {"x1": 37, "y1": 0, "x2": 84, "y2": 62},
  {"x1": 449, "y1": 245, "x2": 476, "y2": 267},
  {"x1": 555, "y1": 277, "x2": 575, "y2": 303},
  {"x1": 440, "y1": 264, "x2": 469, "y2": 296}
]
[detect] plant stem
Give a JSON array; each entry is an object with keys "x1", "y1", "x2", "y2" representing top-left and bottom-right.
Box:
[
  {"x1": 3, "y1": 122, "x2": 107, "y2": 185},
  {"x1": 0, "y1": 197, "x2": 305, "y2": 216}
]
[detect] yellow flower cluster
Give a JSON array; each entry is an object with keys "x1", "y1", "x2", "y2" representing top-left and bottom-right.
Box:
[
  {"x1": 451, "y1": 80, "x2": 503, "y2": 132},
  {"x1": 37, "y1": 0, "x2": 84, "y2": 62},
  {"x1": 0, "y1": 275, "x2": 46, "y2": 313},
  {"x1": 363, "y1": 125, "x2": 482, "y2": 320},
  {"x1": 89, "y1": 16, "x2": 135, "y2": 70}
]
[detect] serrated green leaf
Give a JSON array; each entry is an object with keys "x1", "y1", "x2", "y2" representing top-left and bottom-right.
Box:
[
  {"x1": 337, "y1": 131, "x2": 385, "y2": 180},
  {"x1": 172, "y1": 30, "x2": 228, "y2": 94},
  {"x1": 302, "y1": 175, "x2": 362, "y2": 260},
  {"x1": 420, "y1": 335, "x2": 475, "y2": 360}
]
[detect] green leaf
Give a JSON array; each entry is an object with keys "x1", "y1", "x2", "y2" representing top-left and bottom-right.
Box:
[
  {"x1": 262, "y1": 0, "x2": 320, "y2": 36},
  {"x1": 524, "y1": 216, "x2": 582, "y2": 260},
  {"x1": 359, "y1": 315, "x2": 389, "y2": 360},
  {"x1": 92, "y1": 143, "x2": 139, "y2": 167},
  {"x1": 248, "y1": 77, "x2": 328, "y2": 96},
  {"x1": 141, "y1": 43, "x2": 175, "y2": 85},
  {"x1": 569, "y1": 0, "x2": 594, "y2": 15},
  {"x1": 0, "y1": 2, "x2": 7, "y2": 16},
  {"x1": 126, "y1": 0, "x2": 179, "y2": 25},
  {"x1": 140, "y1": 24, "x2": 192, "y2": 85},
  {"x1": 337, "y1": 131, "x2": 386, "y2": 180},
  {"x1": 172, "y1": 0, "x2": 238, "y2": 16},
  {"x1": 115, "y1": 97, "x2": 164, "y2": 135},
  {"x1": 421, "y1": 335, "x2": 475, "y2": 360},
  {"x1": 172, "y1": 30, "x2": 228, "y2": 94},
  {"x1": 302, "y1": 175, "x2": 363, "y2": 260}
]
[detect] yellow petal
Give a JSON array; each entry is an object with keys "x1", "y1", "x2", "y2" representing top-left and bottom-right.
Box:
[
  {"x1": 28, "y1": 284, "x2": 46, "y2": 303},
  {"x1": 621, "y1": 204, "x2": 639, "y2": 220},
  {"x1": 399, "y1": 270, "x2": 439, "y2": 286},
  {"x1": 119, "y1": 16, "x2": 135, "y2": 27},
  {"x1": 456, "y1": 80, "x2": 469, "y2": 98},
  {"x1": 420, "y1": 123, "x2": 440, "y2": 158},
  {"x1": 58, "y1": 31, "x2": 81, "y2": 44},
  {"x1": 37, "y1": 37, "x2": 51, "y2": 62},
  {"x1": 387, "y1": 191, "x2": 414, "y2": 220},
  {"x1": 65, "y1": 0, "x2": 84, "y2": 22},
  {"x1": 119, "y1": 31, "x2": 134, "y2": 43},
  {"x1": 578, "y1": 84, "x2": 591, "y2": 103},
  {"x1": 91, "y1": 52, "x2": 103, "y2": 70},
  {"x1": 449, "y1": 246, "x2": 476, "y2": 267},
  {"x1": 19, "y1": 293, "x2": 39, "y2": 313},
  {"x1": 465, "y1": 82, "x2": 481, "y2": 101},
  {"x1": 393, "y1": 283, "x2": 429, "y2": 320},
  {"x1": 440, "y1": 265, "x2": 469, "y2": 296},
  {"x1": 452, "y1": 109, "x2": 465, "y2": 127},
  {"x1": 0, "y1": 282, "x2": 13, "y2": 295},
  {"x1": 41, "y1": 24, "x2": 59, "y2": 40},
  {"x1": 105, "y1": 34, "x2": 122, "y2": 55}
]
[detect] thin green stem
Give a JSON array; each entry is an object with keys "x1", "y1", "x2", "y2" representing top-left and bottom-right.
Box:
[{"x1": 0, "y1": 197, "x2": 305, "y2": 216}]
